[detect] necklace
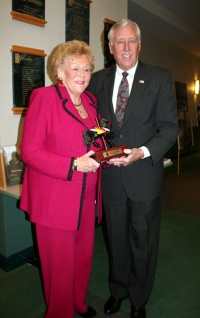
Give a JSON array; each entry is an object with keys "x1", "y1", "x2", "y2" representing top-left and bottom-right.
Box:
[
  {"x1": 74, "y1": 103, "x2": 88, "y2": 118},
  {"x1": 74, "y1": 101, "x2": 82, "y2": 107}
]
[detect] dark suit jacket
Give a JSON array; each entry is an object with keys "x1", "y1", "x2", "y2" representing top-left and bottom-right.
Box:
[{"x1": 87, "y1": 61, "x2": 179, "y2": 202}]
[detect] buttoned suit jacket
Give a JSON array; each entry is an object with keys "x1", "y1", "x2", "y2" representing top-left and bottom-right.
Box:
[
  {"x1": 88, "y1": 61, "x2": 179, "y2": 202},
  {"x1": 20, "y1": 84, "x2": 102, "y2": 230}
]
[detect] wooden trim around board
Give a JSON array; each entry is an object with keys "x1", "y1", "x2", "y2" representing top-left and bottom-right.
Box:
[
  {"x1": 10, "y1": 11, "x2": 47, "y2": 27},
  {"x1": 11, "y1": 45, "x2": 47, "y2": 57},
  {"x1": 0, "y1": 154, "x2": 6, "y2": 189},
  {"x1": 12, "y1": 108, "x2": 27, "y2": 115},
  {"x1": 103, "y1": 18, "x2": 116, "y2": 25}
]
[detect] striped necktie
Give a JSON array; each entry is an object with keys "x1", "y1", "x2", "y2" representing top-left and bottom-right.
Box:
[{"x1": 115, "y1": 72, "x2": 129, "y2": 126}]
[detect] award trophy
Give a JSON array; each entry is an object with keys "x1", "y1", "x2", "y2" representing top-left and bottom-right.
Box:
[{"x1": 83, "y1": 118, "x2": 127, "y2": 163}]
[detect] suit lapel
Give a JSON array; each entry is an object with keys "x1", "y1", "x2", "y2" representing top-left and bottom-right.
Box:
[
  {"x1": 103, "y1": 66, "x2": 121, "y2": 130},
  {"x1": 55, "y1": 84, "x2": 97, "y2": 127},
  {"x1": 101, "y1": 62, "x2": 149, "y2": 131}
]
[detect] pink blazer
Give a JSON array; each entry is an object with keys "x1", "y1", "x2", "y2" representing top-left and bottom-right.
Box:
[{"x1": 20, "y1": 84, "x2": 102, "y2": 230}]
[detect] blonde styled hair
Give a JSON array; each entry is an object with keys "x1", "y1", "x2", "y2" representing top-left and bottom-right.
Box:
[{"x1": 51, "y1": 40, "x2": 95, "y2": 79}]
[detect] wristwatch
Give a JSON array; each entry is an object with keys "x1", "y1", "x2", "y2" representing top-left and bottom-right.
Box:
[{"x1": 72, "y1": 158, "x2": 78, "y2": 171}]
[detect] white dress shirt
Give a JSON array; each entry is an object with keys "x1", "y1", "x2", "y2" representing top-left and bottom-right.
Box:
[{"x1": 112, "y1": 63, "x2": 150, "y2": 159}]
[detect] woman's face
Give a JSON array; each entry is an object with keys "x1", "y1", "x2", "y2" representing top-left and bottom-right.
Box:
[{"x1": 59, "y1": 54, "x2": 91, "y2": 96}]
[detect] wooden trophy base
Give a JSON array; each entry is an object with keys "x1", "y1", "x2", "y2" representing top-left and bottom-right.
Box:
[{"x1": 92, "y1": 145, "x2": 127, "y2": 163}]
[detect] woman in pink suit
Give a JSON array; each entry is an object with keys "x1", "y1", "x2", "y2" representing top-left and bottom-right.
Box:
[{"x1": 20, "y1": 40, "x2": 103, "y2": 318}]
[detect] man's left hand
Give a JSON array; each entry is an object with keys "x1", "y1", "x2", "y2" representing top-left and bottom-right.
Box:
[{"x1": 108, "y1": 148, "x2": 144, "y2": 166}]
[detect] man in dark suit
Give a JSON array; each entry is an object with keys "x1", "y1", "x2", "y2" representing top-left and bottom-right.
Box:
[{"x1": 87, "y1": 19, "x2": 179, "y2": 318}]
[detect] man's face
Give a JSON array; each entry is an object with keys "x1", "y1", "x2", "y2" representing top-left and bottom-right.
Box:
[{"x1": 109, "y1": 24, "x2": 141, "y2": 71}]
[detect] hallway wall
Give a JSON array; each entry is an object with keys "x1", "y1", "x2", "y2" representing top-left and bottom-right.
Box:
[
  {"x1": 0, "y1": 0, "x2": 127, "y2": 148},
  {"x1": 0, "y1": 0, "x2": 199, "y2": 149}
]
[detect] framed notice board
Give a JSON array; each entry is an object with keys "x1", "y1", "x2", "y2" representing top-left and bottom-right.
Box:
[
  {"x1": 175, "y1": 81, "x2": 188, "y2": 112},
  {"x1": 11, "y1": 0, "x2": 47, "y2": 27},
  {"x1": 66, "y1": 0, "x2": 92, "y2": 44},
  {"x1": 103, "y1": 18, "x2": 116, "y2": 68},
  {"x1": 11, "y1": 45, "x2": 46, "y2": 115}
]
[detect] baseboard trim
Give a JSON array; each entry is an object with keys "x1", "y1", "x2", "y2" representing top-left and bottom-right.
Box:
[{"x1": 0, "y1": 245, "x2": 38, "y2": 272}]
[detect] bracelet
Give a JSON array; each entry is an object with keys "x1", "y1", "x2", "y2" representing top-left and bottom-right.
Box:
[{"x1": 72, "y1": 158, "x2": 78, "y2": 171}]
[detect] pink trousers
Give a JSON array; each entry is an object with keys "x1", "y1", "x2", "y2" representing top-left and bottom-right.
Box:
[{"x1": 36, "y1": 202, "x2": 95, "y2": 318}]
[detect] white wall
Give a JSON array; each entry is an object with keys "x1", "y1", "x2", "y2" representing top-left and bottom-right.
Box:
[
  {"x1": 0, "y1": 0, "x2": 200, "y2": 148},
  {"x1": 139, "y1": 31, "x2": 200, "y2": 124},
  {"x1": 0, "y1": 0, "x2": 66, "y2": 147},
  {"x1": 0, "y1": 0, "x2": 127, "y2": 148},
  {"x1": 90, "y1": 0, "x2": 127, "y2": 71}
]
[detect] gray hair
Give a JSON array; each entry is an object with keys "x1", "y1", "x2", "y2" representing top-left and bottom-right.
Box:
[{"x1": 108, "y1": 18, "x2": 141, "y2": 45}]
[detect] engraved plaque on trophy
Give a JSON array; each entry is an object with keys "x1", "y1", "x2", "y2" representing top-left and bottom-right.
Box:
[{"x1": 92, "y1": 145, "x2": 127, "y2": 163}]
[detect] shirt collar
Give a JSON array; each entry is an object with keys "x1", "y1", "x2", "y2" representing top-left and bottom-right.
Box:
[{"x1": 116, "y1": 62, "x2": 138, "y2": 78}]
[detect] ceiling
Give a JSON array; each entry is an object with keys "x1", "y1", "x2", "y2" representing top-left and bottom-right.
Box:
[{"x1": 128, "y1": 0, "x2": 200, "y2": 58}]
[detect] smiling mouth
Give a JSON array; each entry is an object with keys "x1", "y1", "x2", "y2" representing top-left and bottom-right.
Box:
[
  {"x1": 75, "y1": 80, "x2": 85, "y2": 84},
  {"x1": 122, "y1": 54, "x2": 131, "y2": 58}
]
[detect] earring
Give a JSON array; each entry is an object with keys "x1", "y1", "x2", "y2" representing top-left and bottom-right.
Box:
[{"x1": 58, "y1": 76, "x2": 64, "y2": 87}]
